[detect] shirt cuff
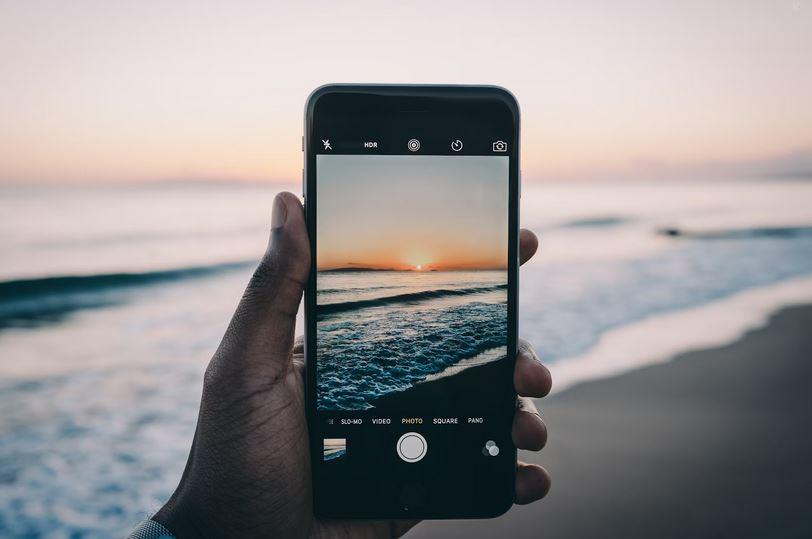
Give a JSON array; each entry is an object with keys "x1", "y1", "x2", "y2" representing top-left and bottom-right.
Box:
[{"x1": 127, "y1": 518, "x2": 175, "y2": 539}]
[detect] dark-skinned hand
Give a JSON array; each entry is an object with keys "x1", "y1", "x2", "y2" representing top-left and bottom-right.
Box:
[{"x1": 154, "y1": 192, "x2": 552, "y2": 538}]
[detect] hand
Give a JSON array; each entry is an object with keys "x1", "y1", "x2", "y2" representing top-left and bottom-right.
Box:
[{"x1": 154, "y1": 192, "x2": 552, "y2": 538}]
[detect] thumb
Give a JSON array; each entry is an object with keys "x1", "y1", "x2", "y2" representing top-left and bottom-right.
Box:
[{"x1": 213, "y1": 192, "x2": 310, "y2": 377}]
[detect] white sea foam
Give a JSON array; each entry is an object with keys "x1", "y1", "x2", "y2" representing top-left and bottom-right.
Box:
[
  {"x1": 549, "y1": 274, "x2": 812, "y2": 394},
  {"x1": 421, "y1": 345, "x2": 507, "y2": 383},
  {"x1": 2, "y1": 180, "x2": 812, "y2": 536}
]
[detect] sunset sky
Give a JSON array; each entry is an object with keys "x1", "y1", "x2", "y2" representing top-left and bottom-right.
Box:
[
  {"x1": 316, "y1": 155, "x2": 507, "y2": 271},
  {"x1": 0, "y1": 1, "x2": 810, "y2": 184}
]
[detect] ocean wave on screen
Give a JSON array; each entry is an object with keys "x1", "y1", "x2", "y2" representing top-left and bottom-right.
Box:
[
  {"x1": 0, "y1": 261, "x2": 253, "y2": 330},
  {"x1": 317, "y1": 283, "x2": 408, "y2": 297},
  {"x1": 317, "y1": 283, "x2": 508, "y2": 315},
  {"x1": 317, "y1": 297, "x2": 508, "y2": 410},
  {"x1": 324, "y1": 448, "x2": 346, "y2": 461}
]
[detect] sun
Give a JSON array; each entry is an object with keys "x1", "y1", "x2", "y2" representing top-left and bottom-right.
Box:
[{"x1": 404, "y1": 249, "x2": 433, "y2": 271}]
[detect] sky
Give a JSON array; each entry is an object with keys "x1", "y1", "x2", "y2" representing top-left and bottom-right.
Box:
[
  {"x1": 0, "y1": 1, "x2": 810, "y2": 184},
  {"x1": 316, "y1": 155, "x2": 508, "y2": 270}
]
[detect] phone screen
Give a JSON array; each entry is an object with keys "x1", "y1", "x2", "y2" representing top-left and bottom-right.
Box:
[{"x1": 305, "y1": 87, "x2": 519, "y2": 518}]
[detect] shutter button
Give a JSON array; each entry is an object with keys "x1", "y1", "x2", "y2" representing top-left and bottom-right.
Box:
[{"x1": 396, "y1": 432, "x2": 427, "y2": 463}]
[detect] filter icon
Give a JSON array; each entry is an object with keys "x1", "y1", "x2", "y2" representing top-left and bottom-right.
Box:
[{"x1": 482, "y1": 440, "x2": 500, "y2": 457}]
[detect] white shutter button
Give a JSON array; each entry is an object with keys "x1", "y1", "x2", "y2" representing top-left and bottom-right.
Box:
[{"x1": 396, "y1": 432, "x2": 427, "y2": 463}]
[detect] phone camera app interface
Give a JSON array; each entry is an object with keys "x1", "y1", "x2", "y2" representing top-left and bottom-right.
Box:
[{"x1": 314, "y1": 153, "x2": 512, "y2": 507}]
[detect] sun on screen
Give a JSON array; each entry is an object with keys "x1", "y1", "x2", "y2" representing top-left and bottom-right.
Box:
[{"x1": 404, "y1": 250, "x2": 433, "y2": 271}]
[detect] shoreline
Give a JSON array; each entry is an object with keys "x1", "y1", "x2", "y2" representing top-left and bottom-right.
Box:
[
  {"x1": 368, "y1": 274, "x2": 812, "y2": 413},
  {"x1": 549, "y1": 273, "x2": 812, "y2": 393},
  {"x1": 369, "y1": 357, "x2": 509, "y2": 412},
  {"x1": 412, "y1": 304, "x2": 812, "y2": 538}
]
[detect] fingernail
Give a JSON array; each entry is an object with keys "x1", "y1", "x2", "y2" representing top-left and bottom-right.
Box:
[{"x1": 271, "y1": 194, "x2": 288, "y2": 229}]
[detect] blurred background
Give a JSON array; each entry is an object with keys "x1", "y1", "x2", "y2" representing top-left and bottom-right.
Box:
[{"x1": 1, "y1": 1, "x2": 811, "y2": 537}]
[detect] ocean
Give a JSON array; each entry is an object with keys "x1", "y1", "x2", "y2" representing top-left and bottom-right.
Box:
[
  {"x1": 1, "y1": 179, "x2": 812, "y2": 537},
  {"x1": 316, "y1": 269, "x2": 507, "y2": 411}
]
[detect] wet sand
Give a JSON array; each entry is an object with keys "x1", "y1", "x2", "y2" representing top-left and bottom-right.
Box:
[
  {"x1": 369, "y1": 357, "x2": 509, "y2": 412},
  {"x1": 410, "y1": 305, "x2": 812, "y2": 538}
]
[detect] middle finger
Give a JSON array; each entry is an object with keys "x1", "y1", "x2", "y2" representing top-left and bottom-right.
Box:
[{"x1": 512, "y1": 396, "x2": 547, "y2": 451}]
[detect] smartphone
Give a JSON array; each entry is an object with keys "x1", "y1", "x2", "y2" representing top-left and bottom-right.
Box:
[{"x1": 304, "y1": 85, "x2": 520, "y2": 519}]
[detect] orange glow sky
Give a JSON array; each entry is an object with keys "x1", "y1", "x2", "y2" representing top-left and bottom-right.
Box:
[
  {"x1": 316, "y1": 155, "x2": 507, "y2": 271},
  {"x1": 0, "y1": 2, "x2": 810, "y2": 184}
]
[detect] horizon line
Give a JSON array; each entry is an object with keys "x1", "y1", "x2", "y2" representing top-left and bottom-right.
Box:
[{"x1": 2, "y1": 173, "x2": 811, "y2": 188}]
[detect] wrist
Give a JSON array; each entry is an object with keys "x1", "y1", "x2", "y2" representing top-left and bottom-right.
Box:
[{"x1": 152, "y1": 494, "x2": 201, "y2": 538}]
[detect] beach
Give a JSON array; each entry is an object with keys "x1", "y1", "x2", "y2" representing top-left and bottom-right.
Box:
[
  {"x1": 369, "y1": 356, "x2": 508, "y2": 412},
  {"x1": 1, "y1": 180, "x2": 812, "y2": 536},
  {"x1": 411, "y1": 304, "x2": 812, "y2": 538},
  {"x1": 315, "y1": 269, "x2": 508, "y2": 411}
]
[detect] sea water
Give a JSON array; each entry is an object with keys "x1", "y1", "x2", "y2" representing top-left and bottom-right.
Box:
[
  {"x1": 1, "y1": 179, "x2": 812, "y2": 536},
  {"x1": 316, "y1": 270, "x2": 507, "y2": 410}
]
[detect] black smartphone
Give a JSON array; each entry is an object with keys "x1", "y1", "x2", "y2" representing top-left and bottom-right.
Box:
[{"x1": 304, "y1": 85, "x2": 520, "y2": 519}]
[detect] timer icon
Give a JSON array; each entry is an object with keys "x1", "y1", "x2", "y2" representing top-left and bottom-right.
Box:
[{"x1": 450, "y1": 139, "x2": 463, "y2": 152}]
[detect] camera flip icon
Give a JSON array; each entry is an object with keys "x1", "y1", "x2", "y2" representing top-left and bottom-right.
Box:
[{"x1": 492, "y1": 140, "x2": 508, "y2": 152}]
